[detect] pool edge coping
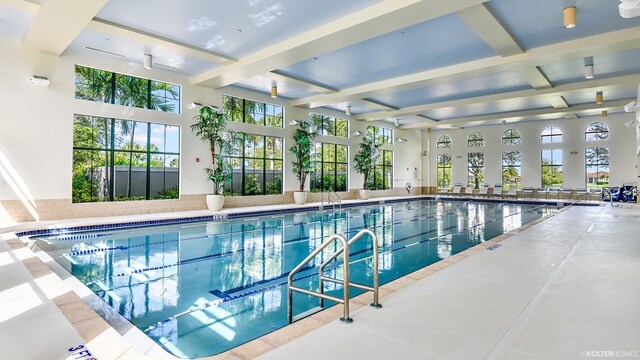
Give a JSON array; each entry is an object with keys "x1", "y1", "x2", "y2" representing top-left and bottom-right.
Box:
[{"x1": 0, "y1": 197, "x2": 586, "y2": 360}]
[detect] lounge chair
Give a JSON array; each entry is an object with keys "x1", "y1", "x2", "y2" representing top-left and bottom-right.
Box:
[
  {"x1": 505, "y1": 186, "x2": 518, "y2": 199},
  {"x1": 491, "y1": 184, "x2": 503, "y2": 198},
  {"x1": 547, "y1": 186, "x2": 561, "y2": 200},
  {"x1": 521, "y1": 187, "x2": 534, "y2": 199},
  {"x1": 464, "y1": 186, "x2": 474, "y2": 196},
  {"x1": 477, "y1": 184, "x2": 490, "y2": 197},
  {"x1": 450, "y1": 183, "x2": 463, "y2": 196},
  {"x1": 436, "y1": 186, "x2": 450, "y2": 196},
  {"x1": 561, "y1": 188, "x2": 573, "y2": 200},
  {"x1": 575, "y1": 188, "x2": 588, "y2": 201},
  {"x1": 536, "y1": 187, "x2": 547, "y2": 199},
  {"x1": 588, "y1": 188, "x2": 602, "y2": 201}
]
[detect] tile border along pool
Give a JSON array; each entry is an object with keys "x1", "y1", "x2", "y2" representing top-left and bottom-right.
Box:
[{"x1": 1, "y1": 195, "x2": 600, "y2": 359}]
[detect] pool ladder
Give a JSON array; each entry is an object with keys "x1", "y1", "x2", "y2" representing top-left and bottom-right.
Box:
[
  {"x1": 322, "y1": 188, "x2": 342, "y2": 210},
  {"x1": 287, "y1": 229, "x2": 382, "y2": 324}
]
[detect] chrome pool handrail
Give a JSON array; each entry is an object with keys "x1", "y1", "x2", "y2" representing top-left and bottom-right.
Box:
[
  {"x1": 318, "y1": 229, "x2": 381, "y2": 310},
  {"x1": 288, "y1": 233, "x2": 352, "y2": 324}
]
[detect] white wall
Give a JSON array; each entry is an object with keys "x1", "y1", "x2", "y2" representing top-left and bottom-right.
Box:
[
  {"x1": 0, "y1": 35, "x2": 422, "y2": 205},
  {"x1": 426, "y1": 114, "x2": 638, "y2": 189}
]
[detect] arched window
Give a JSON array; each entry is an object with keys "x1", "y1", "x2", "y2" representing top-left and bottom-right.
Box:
[
  {"x1": 502, "y1": 129, "x2": 521, "y2": 145},
  {"x1": 541, "y1": 126, "x2": 562, "y2": 143},
  {"x1": 436, "y1": 135, "x2": 452, "y2": 149},
  {"x1": 585, "y1": 122, "x2": 609, "y2": 141},
  {"x1": 467, "y1": 132, "x2": 484, "y2": 147}
]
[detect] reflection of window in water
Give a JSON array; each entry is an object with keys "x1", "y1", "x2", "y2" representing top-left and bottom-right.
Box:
[
  {"x1": 467, "y1": 203, "x2": 485, "y2": 244},
  {"x1": 262, "y1": 289, "x2": 282, "y2": 313},
  {"x1": 437, "y1": 234, "x2": 452, "y2": 259},
  {"x1": 380, "y1": 252, "x2": 393, "y2": 271},
  {"x1": 308, "y1": 212, "x2": 349, "y2": 267},
  {"x1": 502, "y1": 205, "x2": 522, "y2": 233},
  {"x1": 240, "y1": 219, "x2": 284, "y2": 285}
]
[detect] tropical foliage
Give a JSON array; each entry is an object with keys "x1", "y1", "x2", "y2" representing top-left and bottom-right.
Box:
[
  {"x1": 437, "y1": 154, "x2": 452, "y2": 188},
  {"x1": 354, "y1": 129, "x2": 382, "y2": 190},
  {"x1": 75, "y1": 65, "x2": 180, "y2": 113},
  {"x1": 467, "y1": 152, "x2": 485, "y2": 189},
  {"x1": 223, "y1": 95, "x2": 283, "y2": 128},
  {"x1": 289, "y1": 121, "x2": 317, "y2": 192},
  {"x1": 190, "y1": 106, "x2": 243, "y2": 195},
  {"x1": 310, "y1": 143, "x2": 348, "y2": 192}
]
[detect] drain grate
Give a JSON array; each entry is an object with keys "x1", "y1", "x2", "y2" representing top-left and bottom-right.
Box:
[{"x1": 486, "y1": 244, "x2": 503, "y2": 251}]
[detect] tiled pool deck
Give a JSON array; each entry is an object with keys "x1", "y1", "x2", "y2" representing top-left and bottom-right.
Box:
[{"x1": 1, "y1": 196, "x2": 633, "y2": 360}]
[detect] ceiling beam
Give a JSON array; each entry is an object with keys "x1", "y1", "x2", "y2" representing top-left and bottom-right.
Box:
[
  {"x1": 456, "y1": 3, "x2": 523, "y2": 57},
  {"x1": 361, "y1": 99, "x2": 398, "y2": 111},
  {"x1": 293, "y1": 26, "x2": 640, "y2": 109},
  {"x1": 192, "y1": 0, "x2": 487, "y2": 88},
  {"x1": 355, "y1": 74, "x2": 640, "y2": 120},
  {"x1": 400, "y1": 99, "x2": 632, "y2": 129},
  {"x1": 87, "y1": 18, "x2": 236, "y2": 65},
  {"x1": 268, "y1": 70, "x2": 337, "y2": 94},
  {"x1": 22, "y1": 0, "x2": 107, "y2": 56}
]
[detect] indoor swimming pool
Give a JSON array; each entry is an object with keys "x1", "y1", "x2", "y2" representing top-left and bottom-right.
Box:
[{"x1": 34, "y1": 199, "x2": 556, "y2": 358}]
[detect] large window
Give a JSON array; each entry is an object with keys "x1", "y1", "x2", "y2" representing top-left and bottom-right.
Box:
[
  {"x1": 467, "y1": 132, "x2": 484, "y2": 147},
  {"x1": 502, "y1": 151, "x2": 522, "y2": 190},
  {"x1": 74, "y1": 65, "x2": 180, "y2": 113},
  {"x1": 72, "y1": 114, "x2": 180, "y2": 203},
  {"x1": 502, "y1": 129, "x2": 522, "y2": 145},
  {"x1": 437, "y1": 154, "x2": 452, "y2": 188},
  {"x1": 369, "y1": 150, "x2": 393, "y2": 190},
  {"x1": 541, "y1": 126, "x2": 562, "y2": 143},
  {"x1": 223, "y1": 134, "x2": 283, "y2": 196},
  {"x1": 467, "y1": 152, "x2": 484, "y2": 189},
  {"x1": 222, "y1": 95, "x2": 283, "y2": 128},
  {"x1": 541, "y1": 149, "x2": 563, "y2": 186},
  {"x1": 310, "y1": 143, "x2": 348, "y2": 192},
  {"x1": 309, "y1": 113, "x2": 348, "y2": 137},
  {"x1": 585, "y1": 122, "x2": 609, "y2": 141},
  {"x1": 436, "y1": 135, "x2": 452, "y2": 149},
  {"x1": 585, "y1": 147, "x2": 610, "y2": 188},
  {"x1": 367, "y1": 125, "x2": 393, "y2": 144}
]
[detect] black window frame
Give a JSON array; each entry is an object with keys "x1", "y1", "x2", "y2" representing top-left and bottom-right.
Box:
[
  {"x1": 309, "y1": 113, "x2": 349, "y2": 137},
  {"x1": 371, "y1": 150, "x2": 393, "y2": 190},
  {"x1": 541, "y1": 126, "x2": 563, "y2": 143},
  {"x1": 367, "y1": 125, "x2": 393, "y2": 144},
  {"x1": 585, "y1": 146, "x2": 610, "y2": 188},
  {"x1": 72, "y1": 114, "x2": 180, "y2": 203},
  {"x1": 310, "y1": 142, "x2": 349, "y2": 192},
  {"x1": 437, "y1": 153, "x2": 452, "y2": 188},
  {"x1": 436, "y1": 135, "x2": 452, "y2": 149},
  {"x1": 222, "y1": 133, "x2": 284, "y2": 196},
  {"x1": 467, "y1": 152, "x2": 485, "y2": 189},
  {"x1": 502, "y1": 129, "x2": 522, "y2": 145},
  {"x1": 467, "y1": 132, "x2": 485, "y2": 147},
  {"x1": 74, "y1": 65, "x2": 181, "y2": 114},
  {"x1": 541, "y1": 149, "x2": 563, "y2": 187},
  {"x1": 585, "y1": 122, "x2": 609, "y2": 141},
  {"x1": 502, "y1": 150, "x2": 522, "y2": 189},
  {"x1": 222, "y1": 95, "x2": 284, "y2": 128}
]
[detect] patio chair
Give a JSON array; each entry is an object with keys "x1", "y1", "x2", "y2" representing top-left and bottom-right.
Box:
[
  {"x1": 450, "y1": 183, "x2": 463, "y2": 196},
  {"x1": 536, "y1": 187, "x2": 548, "y2": 199},
  {"x1": 547, "y1": 186, "x2": 561, "y2": 200},
  {"x1": 477, "y1": 184, "x2": 490, "y2": 197},
  {"x1": 491, "y1": 184, "x2": 503, "y2": 198},
  {"x1": 521, "y1": 187, "x2": 534, "y2": 199},
  {"x1": 561, "y1": 188, "x2": 573, "y2": 200},
  {"x1": 505, "y1": 186, "x2": 518, "y2": 199}
]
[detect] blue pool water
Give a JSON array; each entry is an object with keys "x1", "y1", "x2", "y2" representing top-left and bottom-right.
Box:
[{"x1": 36, "y1": 200, "x2": 555, "y2": 358}]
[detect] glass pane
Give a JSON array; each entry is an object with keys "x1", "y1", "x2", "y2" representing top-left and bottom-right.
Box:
[
  {"x1": 244, "y1": 159, "x2": 263, "y2": 195},
  {"x1": 73, "y1": 115, "x2": 95, "y2": 149},
  {"x1": 113, "y1": 152, "x2": 147, "y2": 200},
  {"x1": 254, "y1": 136, "x2": 265, "y2": 159},
  {"x1": 74, "y1": 66, "x2": 113, "y2": 103},
  {"x1": 336, "y1": 145, "x2": 347, "y2": 163},
  {"x1": 323, "y1": 143, "x2": 334, "y2": 162},
  {"x1": 384, "y1": 151, "x2": 392, "y2": 166},
  {"x1": 336, "y1": 164, "x2": 347, "y2": 191},
  {"x1": 335, "y1": 119, "x2": 348, "y2": 137},
  {"x1": 115, "y1": 74, "x2": 148, "y2": 108},
  {"x1": 150, "y1": 124, "x2": 165, "y2": 152},
  {"x1": 165, "y1": 125, "x2": 180, "y2": 153}
]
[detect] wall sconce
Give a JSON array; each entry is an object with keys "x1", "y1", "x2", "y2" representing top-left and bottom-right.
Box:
[
  {"x1": 346, "y1": 105, "x2": 351, "y2": 116},
  {"x1": 396, "y1": 138, "x2": 408, "y2": 143},
  {"x1": 188, "y1": 102, "x2": 218, "y2": 110},
  {"x1": 143, "y1": 54, "x2": 153, "y2": 69},
  {"x1": 289, "y1": 119, "x2": 300, "y2": 126},
  {"x1": 352, "y1": 130, "x2": 362, "y2": 136}
]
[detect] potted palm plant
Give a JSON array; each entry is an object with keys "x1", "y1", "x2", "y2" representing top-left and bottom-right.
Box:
[
  {"x1": 290, "y1": 120, "x2": 317, "y2": 205},
  {"x1": 190, "y1": 105, "x2": 242, "y2": 211},
  {"x1": 354, "y1": 129, "x2": 381, "y2": 200}
]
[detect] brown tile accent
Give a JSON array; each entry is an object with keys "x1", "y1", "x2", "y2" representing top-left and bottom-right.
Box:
[
  {"x1": 228, "y1": 339, "x2": 276, "y2": 360},
  {"x1": 260, "y1": 317, "x2": 325, "y2": 348},
  {"x1": 53, "y1": 292, "x2": 112, "y2": 343},
  {"x1": 22, "y1": 256, "x2": 53, "y2": 279}
]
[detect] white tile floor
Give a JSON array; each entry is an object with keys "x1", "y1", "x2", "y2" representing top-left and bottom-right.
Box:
[
  {"x1": 257, "y1": 204, "x2": 640, "y2": 360},
  {"x1": 0, "y1": 200, "x2": 637, "y2": 360}
]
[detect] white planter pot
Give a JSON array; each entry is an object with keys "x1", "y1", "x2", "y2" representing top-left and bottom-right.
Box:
[
  {"x1": 359, "y1": 189, "x2": 371, "y2": 200},
  {"x1": 206, "y1": 194, "x2": 225, "y2": 211},
  {"x1": 293, "y1": 191, "x2": 308, "y2": 205}
]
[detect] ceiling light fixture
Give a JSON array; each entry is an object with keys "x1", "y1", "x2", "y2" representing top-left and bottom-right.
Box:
[
  {"x1": 602, "y1": 110, "x2": 608, "y2": 118},
  {"x1": 346, "y1": 105, "x2": 351, "y2": 116},
  {"x1": 271, "y1": 85, "x2": 277, "y2": 98},
  {"x1": 29, "y1": 75, "x2": 50, "y2": 87},
  {"x1": 596, "y1": 91, "x2": 603, "y2": 104},
  {"x1": 143, "y1": 54, "x2": 153, "y2": 69},
  {"x1": 502, "y1": 120, "x2": 507, "y2": 127},
  {"x1": 394, "y1": 119, "x2": 400, "y2": 127},
  {"x1": 563, "y1": 6, "x2": 577, "y2": 29},
  {"x1": 584, "y1": 64, "x2": 594, "y2": 79}
]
